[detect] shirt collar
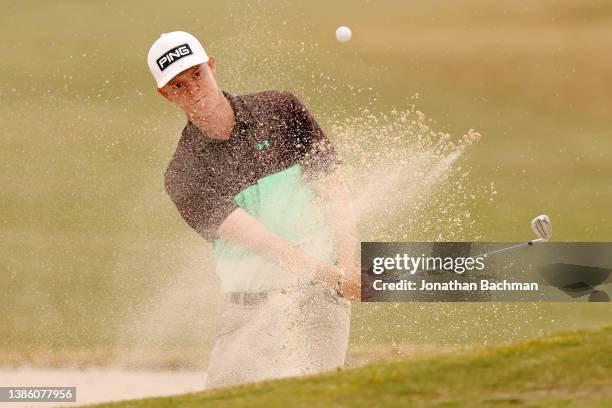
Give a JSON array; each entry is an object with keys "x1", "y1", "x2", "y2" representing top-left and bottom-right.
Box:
[{"x1": 224, "y1": 91, "x2": 257, "y2": 129}]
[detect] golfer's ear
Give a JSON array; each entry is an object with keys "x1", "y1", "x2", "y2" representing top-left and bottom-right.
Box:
[
  {"x1": 208, "y1": 57, "x2": 216, "y2": 75},
  {"x1": 157, "y1": 87, "x2": 170, "y2": 100}
]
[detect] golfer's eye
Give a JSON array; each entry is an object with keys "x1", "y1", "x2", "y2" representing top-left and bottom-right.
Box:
[
  {"x1": 193, "y1": 71, "x2": 201, "y2": 79},
  {"x1": 172, "y1": 82, "x2": 183, "y2": 90}
]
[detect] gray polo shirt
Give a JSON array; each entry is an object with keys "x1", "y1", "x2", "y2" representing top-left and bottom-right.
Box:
[{"x1": 164, "y1": 90, "x2": 340, "y2": 292}]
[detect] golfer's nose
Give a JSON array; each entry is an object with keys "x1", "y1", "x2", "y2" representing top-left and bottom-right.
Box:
[{"x1": 185, "y1": 80, "x2": 200, "y2": 95}]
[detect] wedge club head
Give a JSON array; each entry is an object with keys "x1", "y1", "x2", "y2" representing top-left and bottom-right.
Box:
[{"x1": 531, "y1": 214, "x2": 552, "y2": 242}]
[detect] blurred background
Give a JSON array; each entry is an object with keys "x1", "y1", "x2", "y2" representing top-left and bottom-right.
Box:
[{"x1": 2, "y1": 0, "x2": 611, "y2": 369}]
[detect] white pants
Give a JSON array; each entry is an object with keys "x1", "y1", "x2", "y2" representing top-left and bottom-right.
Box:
[{"x1": 204, "y1": 282, "x2": 352, "y2": 389}]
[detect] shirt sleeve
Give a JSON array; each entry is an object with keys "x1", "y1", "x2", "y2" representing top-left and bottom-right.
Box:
[
  {"x1": 164, "y1": 152, "x2": 238, "y2": 243},
  {"x1": 285, "y1": 92, "x2": 341, "y2": 180}
]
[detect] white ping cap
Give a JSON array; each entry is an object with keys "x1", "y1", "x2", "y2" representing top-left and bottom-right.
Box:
[{"x1": 147, "y1": 31, "x2": 209, "y2": 88}]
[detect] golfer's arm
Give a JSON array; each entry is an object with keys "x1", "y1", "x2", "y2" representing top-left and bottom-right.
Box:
[
  {"x1": 310, "y1": 172, "x2": 358, "y2": 268},
  {"x1": 217, "y1": 208, "x2": 320, "y2": 277}
]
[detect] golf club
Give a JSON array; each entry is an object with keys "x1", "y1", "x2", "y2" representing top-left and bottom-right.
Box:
[
  {"x1": 382, "y1": 215, "x2": 552, "y2": 281},
  {"x1": 471, "y1": 214, "x2": 552, "y2": 260}
]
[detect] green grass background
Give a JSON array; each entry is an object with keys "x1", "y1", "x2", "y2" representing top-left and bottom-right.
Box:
[{"x1": 1, "y1": 1, "x2": 611, "y2": 361}]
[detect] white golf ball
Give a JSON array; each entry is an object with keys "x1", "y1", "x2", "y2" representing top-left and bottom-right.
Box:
[{"x1": 335, "y1": 26, "x2": 352, "y2": 42}]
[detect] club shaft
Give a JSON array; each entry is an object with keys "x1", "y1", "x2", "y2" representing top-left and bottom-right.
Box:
[
  {"x1": 383, "y1": 239, "x2": 545, "y2": 282},
  {"x1": 474, "y1": 239, "x2": 544, "y2": 258}
]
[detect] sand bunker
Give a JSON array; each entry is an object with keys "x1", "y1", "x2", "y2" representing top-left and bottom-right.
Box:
[{"x1": 0, "y1": 366, "x2": 205, "y2": 407}]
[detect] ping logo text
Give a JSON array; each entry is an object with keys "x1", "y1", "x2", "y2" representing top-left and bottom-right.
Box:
[{"x1": 157, "y1": 44, "x2": 193, "y2": 71}]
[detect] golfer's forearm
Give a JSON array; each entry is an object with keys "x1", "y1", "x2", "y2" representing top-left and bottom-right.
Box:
[
  {"x1": 328, "y1": 186, "x2": 358, "y2": 267},
  {"x1": 312, "y1": 174, "x2": 358, "y2": 267},
  {"x1": 217, "y1": 208, "x2": 317, "y2": 275}
]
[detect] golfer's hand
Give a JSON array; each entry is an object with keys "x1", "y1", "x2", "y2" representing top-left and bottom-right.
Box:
[
  {"x1": 313, "y1": 263, "x2": 343, "y2": 289},
  {"x1": 338, "y1": 266, "x2": 361, "y2": 302}
]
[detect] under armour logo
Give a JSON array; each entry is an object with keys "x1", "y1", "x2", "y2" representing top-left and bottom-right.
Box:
[{"x1": 257, "y1": 140, "x2": 271, "y2": 150}]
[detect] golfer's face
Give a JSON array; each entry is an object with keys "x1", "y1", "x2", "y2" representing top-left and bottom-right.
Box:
[{"x1": 162, "y1": 63, "x2": 219, "y2": 116}]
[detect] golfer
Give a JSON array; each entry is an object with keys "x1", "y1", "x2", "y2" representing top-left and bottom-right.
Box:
[{"x1": 147, "y1": 31, "x2": 360, "y2": 388}]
